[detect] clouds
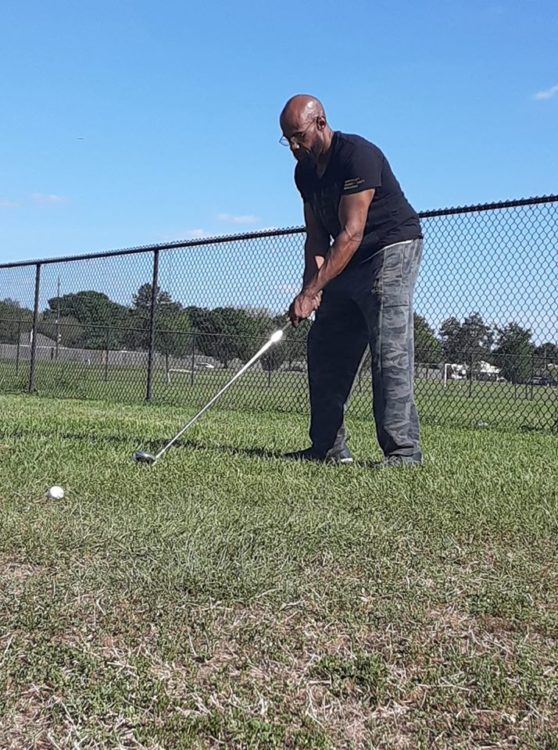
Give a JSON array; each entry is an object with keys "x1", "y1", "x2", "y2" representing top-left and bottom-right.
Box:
[
  {"x1": 533, "y1": 84, "x2": 558, "y2": 101},
  {"x1": 0, "y1": 194, "x2": 69, "y2": 208},
  {"x1": 160, "y1": 212, "x2": 271, "y2": 244},
  {"x1": 184, "y1": 228, "x2": 209, "y2": 239},
  {"x1": 31, "y1": 193, "x2": 69, "y2": 205}
]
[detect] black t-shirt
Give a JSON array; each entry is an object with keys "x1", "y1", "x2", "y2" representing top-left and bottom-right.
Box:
[{"x1": 294, "y1": 131, "x2": 422, "y2": 266}]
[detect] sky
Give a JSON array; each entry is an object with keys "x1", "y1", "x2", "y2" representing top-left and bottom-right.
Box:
[
  {"x1": 1, "y1": 0, "x2": 556, "y2": 263},
  {"x1": 0, "y1": 0, "x2": 556, "y2": 341}
]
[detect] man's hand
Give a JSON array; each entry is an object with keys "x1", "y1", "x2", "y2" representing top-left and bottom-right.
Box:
[{"x1": 288, "y1": 290, "x2": 322, "y2": 327}]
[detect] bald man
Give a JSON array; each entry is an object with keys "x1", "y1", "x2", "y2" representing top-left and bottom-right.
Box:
[{"x1": 280, "y1": 95, "x2": 423, "y2": 467}]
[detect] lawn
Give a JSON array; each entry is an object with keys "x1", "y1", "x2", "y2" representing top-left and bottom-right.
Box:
[
  {"x1": 0, "y1": 393, "x2": 557, "y2": 748},
  {"x1": 1, "y1": 359, "x2": 557, "y2": 433}
]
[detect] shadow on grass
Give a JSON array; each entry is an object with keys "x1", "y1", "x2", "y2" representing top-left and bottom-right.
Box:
[
  {"x1": 1, "y1": 427, "x2": 392, "y2": 468},
  {"x1": 0, "y1": 428, "x2": 150, "y2": 447},
  {"x1": 165, "y1": 438, "x2": 282, "y2": 461},
  {"x1": 0, "y1": 427, "x2": 283, "y2": 461},
  {"x1": 151, "y1": 438, "x2": 388, "y2": 468}
]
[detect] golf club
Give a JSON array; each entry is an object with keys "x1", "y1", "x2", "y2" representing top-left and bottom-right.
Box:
[{"x1": 133, "y1": 324, "x2": 289, "y2": 465}]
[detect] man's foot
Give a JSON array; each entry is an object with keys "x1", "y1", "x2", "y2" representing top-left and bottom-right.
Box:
[
  {"x1": 372, "y1": 453, "x2": 422, "y2": 469},
  {"x1": 284, "y1": 444, "x2": 353, "y2": 464}
]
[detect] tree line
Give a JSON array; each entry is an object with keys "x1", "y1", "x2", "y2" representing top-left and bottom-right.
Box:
[
  {"x1": 0, "y1": 287, "x2": 312, "y2": 372},
  {"x1": 1, "y1": 291, "x2": 556, "y2": 383}
]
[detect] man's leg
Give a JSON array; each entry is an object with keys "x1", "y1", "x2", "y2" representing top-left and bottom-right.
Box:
[
  {"x1": 307, "y1": 293, "x2": 368, "y2": 455},
  {"x1": 364, "y1": 239, "x2": 423, "y2": 460}
]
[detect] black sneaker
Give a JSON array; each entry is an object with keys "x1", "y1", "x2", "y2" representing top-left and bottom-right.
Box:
[
  {"x1": 372, "y1": 453, "x2": 422, "y2": 469},
  {"x1": 284, "y1": 444, "x2": 353, "y2": 465}
]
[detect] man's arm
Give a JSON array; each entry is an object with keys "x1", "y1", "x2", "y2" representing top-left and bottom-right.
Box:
[
  {"x1": 303, "y1": 188, "x2": 375, "y2": 297},
  {"x1": 289, "y1": 189, "x2": 375, "y2": 325},
  {"x1": 302, "y1": 201, "x2": 329, "y2": 286}
]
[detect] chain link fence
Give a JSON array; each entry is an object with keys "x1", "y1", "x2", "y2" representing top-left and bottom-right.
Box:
[{"x1": 1, "y1": 195, "x2": 557, "y2": 432}]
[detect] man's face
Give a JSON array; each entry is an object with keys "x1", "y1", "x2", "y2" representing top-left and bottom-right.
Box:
[{"x1": 280, "y1": 115, "x2": 321, "y2": 162}]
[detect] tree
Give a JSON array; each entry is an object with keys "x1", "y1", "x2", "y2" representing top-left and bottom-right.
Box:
[
  {"x1": 43, "y1": 291, "x2": 130, "y2": 349},
  {"x1": 534, "y1": 342, "x2": 558, "y2": 384},
  {"x1": 187, "y1": 306, "x2": 223, "y2": 362},
  {"x1": 155, "y1": 310, "x2": 193, "y2": 369},
  {"x1": 128, "y1": 284, "x2": 192, "y2": 360},
  {"x1": 0, "y1": 299, "x2": 33, "y2": 343},
  {"x1": 132, "y1": 283, "x2": 173, "y2": 310},
  {"x1": 414, "y1": 314, "x2": 443, "y2": 364},
  {"x1": 188, "y1": 306, "x2": 271, "y2": 368},
  {"x1": 259, "y1": 314, "x2": 289, "y2": 372},
  {"x1": 535, "y1": 342, "x2": 558, "y2": 364},
  {"x1": 282, "y1": 317, "x2": 312, "y2": 369},
  {"x1": 439, "y1": 313, "x2": 494, "y2": 364},
  {"x1": 231, "y1": 309, "x2": 273, "y2": 363},
  {"x1": 492, "y1": 323, "x2": 534, "y2": 384}
]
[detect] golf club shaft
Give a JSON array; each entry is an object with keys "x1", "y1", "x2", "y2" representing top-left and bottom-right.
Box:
[{"x1": 154, "y1": 324, "x2": 290, "y2": 460}]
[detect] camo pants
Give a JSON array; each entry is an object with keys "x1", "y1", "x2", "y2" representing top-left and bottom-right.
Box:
[{"x1": 307, "y1": 238, "x2": 423, "y2": 458}]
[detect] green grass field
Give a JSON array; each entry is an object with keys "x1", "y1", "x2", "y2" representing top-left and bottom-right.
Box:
[
  {"x1": 1, "y1": 393, "x2": 557, "y2": 748},
  {"x1": 1, "y1": 359, "x2": 557, "y2": 433}
]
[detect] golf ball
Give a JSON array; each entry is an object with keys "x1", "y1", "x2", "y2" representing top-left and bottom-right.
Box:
[{"x1": 47, "y1": 485, "x2": 64, "y2": 500}]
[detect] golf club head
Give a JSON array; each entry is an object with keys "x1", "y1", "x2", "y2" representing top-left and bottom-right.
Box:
[
  {"x1": 133, "y1": 451, "x2": 157, "y2": 465},
  {"x1": 270, "y1": 328, "x2": 285, "y2": 343}
]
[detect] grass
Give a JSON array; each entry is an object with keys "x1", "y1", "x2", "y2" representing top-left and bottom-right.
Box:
[
  {"x1": 0, "y1": 393, "x2": 557, "y2": 748},
  {"x1": 1, "y1": 358, "x2": 557, "y2": 433}
]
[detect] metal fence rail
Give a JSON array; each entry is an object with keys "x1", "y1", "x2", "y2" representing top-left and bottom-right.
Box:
[{"x1": 1, "y1": 195, "x2": 557, "y2": 432}]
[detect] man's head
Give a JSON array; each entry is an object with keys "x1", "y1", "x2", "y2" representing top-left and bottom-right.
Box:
[{"x1": 279, "y1": 95, "x2": 333, "y2": 162}]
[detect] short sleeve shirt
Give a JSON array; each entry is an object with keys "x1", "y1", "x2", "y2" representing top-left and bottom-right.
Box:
[{"x1": 294, "y1": 131, "x2": 422, "y2": 265}]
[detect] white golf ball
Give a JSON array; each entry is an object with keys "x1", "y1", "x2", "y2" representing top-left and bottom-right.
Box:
[{"x1": 47, "y1": 485, "x2": 64, "y2": 501}]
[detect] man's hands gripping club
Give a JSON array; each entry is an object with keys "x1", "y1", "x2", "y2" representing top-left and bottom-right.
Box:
[
  {"x1": 288, "y1": 290, "x2": 322, "y2": 328},
  {"x1": 288, "y1": 190, "x2": 374, "y2": 327}
]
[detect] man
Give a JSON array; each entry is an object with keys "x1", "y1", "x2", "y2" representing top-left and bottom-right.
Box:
[{"x1": 280, "y1": 94, "x2": 423, "y2": 467}]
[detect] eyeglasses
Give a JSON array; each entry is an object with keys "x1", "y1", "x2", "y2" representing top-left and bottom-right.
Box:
[{"x1": 279, "y1": 116, "x2": 319, "y2": 147}]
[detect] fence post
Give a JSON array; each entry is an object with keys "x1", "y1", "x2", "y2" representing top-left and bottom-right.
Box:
[
  {"x1": 146, "y1": 249, "x2": 160, "y2": 402},
  {"x1": 468, "y1": 354, "x2": 474, "y2": 398},
  {"x1": 190, "y1": 332, "x2": 196, "y2": 386},
  {"x1": 104, "y1": 326, "x2": 110, "y2": 382},
  {"x1": 28, "y1": 263, "x2": 41, "y2": 393},
  {"x1": 55, "y1": 275, "x2": 61, "y2": 361},
  {"x1": 15, "y1": 320, "x2": 21, "y2": 375}
]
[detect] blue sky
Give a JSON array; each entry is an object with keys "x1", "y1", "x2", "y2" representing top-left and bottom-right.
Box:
[{"x1": 1, "y1": 0, "x2": 556, "y2": 264}]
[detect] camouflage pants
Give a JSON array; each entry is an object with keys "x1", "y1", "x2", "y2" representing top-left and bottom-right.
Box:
[{"x1": 307, "y1": 238, "x2": 423, "y2": 458}]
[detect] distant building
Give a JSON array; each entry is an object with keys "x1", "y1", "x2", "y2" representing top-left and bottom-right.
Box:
[
  {"x1": 20, "y1": 331, "x2": 56, "y2": 348},
  {"x1": 474, "y1": 360, "x2": 504, "y2": 381},
  {"x1": 446, "y1": 363, "x2": 467, "y2": 380}
]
